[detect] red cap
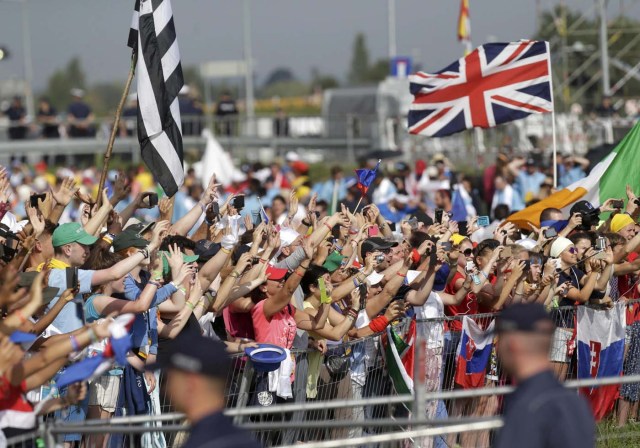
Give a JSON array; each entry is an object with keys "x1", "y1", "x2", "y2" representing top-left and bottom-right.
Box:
[
  {"x1": 415, "y1": 159, "x2": 427, "y2": 175},
  {"x1": 266, "y1": 265, "x2": 288, "y2": 281}
]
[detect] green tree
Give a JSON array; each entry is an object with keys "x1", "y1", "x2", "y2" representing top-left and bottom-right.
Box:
[
  {"x1": 348, "y1": 33, "x2": 370, "y2": 85},
  {"x1": 365, "y1": 59, "x2": 390, "y2": 83},
  {"x1": 45, "y1": 57, "x2": 86, "y2": 109},
  {"x1": 311, "y1": 67, "x2": 339, "y2": 91},
  {"x1": 260, "y1": 80, "x2": 310, "y2": 98}
]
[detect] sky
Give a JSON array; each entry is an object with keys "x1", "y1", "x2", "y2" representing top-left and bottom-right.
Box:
[{"x1": 0, "y1": 0, "x2": 638, "y2": 94}]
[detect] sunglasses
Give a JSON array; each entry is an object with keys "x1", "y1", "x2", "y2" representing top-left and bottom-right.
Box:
[
  {"x1": 566, "y1": 247, "x2": 577, "y2": 254},
  {"x1": 463, "y1": 248, "x2": 474, "y2": 257}
]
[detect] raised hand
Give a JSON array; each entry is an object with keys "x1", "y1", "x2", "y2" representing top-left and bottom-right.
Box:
[
  {"x1": 308, "y1": 193, "x2": 318, "y2": 214},
  {"x1": 158, "y1": 196, "x2": 173, "y2": 221},
  {"x1": 0, "y1": 176, "x2": 11, "y2": 204},
  {"x1": 288, "y1": 191, "x2": 299, "y2": 220},
  {"x1": 243, "y1": 214, "x2": 254, "y2": 232},
  {"x1": 25, "y1": 202, "x2": 45, "y2": 237},
  {"x1": 149, "y1": 220, "x2": 170, "y2": 250},
  {"x1": 235, "y1": 252, "x2": 253, "y2": 275},
  {"x1": 111, "y1": 172, "x2": 131, "y2": 205}
]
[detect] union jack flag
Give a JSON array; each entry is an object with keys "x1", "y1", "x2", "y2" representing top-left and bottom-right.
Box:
[{"x1": 408, "y1": 40, "x2": 552, "y2": 137}]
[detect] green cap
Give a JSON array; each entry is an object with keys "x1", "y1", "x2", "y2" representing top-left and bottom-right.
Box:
[
  {"x1": 52, "y1": 222, "x2": 98, "y2": 247},
  {"x1": 159, "y1": 251, "x2": 199, "y2": 276},
  {"x1": 322, "y1": 250, "x2": 347, "y2": 273},
  {"x1": 18, "y1": 272, "x2": 60, "y2": 305},
  {"x1": 113, "y1": 230, "x2": 149, "y2": 253}
]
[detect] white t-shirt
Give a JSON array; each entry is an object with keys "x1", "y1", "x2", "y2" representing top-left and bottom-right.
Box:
[{"x1": 413, "y1": 292, "x2": 445, "y2": 350}]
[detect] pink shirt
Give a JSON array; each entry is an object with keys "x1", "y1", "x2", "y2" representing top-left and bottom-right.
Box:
[{"x1": 251, "y1": 300, "x2": 297, "y2": 349}]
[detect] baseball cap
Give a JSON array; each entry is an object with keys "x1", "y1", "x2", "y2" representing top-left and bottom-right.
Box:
[
  {"x1": 146, "y1": 333, "x2": 231, "y2": 379},
  {"x1": 52, "y1": 222, "x2": 98, "y2": 247},
  {"x1": 18, "y1": 272, "x2": 59, "y2": 305},
  {"x1": 266, "y1": 265, "x2": 288, "y2": 281},
  {"x1": 194, "y1": 240, "x2": 221, "y2": 262},
  {"x1": 550, "y1": 237, "x2": 573, "y2": 258},
  {"x1": 125, "y1": 221, "x2": 155, "y2": 237},
  {"x1": 495, "y1": 303, "x2": 555, "y2": 334},
  {"x1": 159, "y1": 251, "x2": 199, "y2": 276},
  {"x1": 525, "y1": 157, "x2": 537, "y2": 166},
  {"x1": 112, "y1": 230, "x2": 149, "y2": 253},
  {"x1": 361, "y1": 237, "x2": 398, "y2": 258},
  {"x1": 322, "y1": 251, "x2": 347, "y2": 273}
]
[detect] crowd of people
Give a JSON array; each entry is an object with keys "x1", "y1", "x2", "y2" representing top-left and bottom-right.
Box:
[{"x1": 0, "y1": 147, "x2": 638, "y2": 447}]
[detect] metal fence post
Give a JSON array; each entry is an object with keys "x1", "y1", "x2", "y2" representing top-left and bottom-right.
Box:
[
  {"x1": 234, "y1": 359, "x2": 255, "y2": 426},
  {"x1": 412, "y1": 328, "x2": 426, "y2": 424}
]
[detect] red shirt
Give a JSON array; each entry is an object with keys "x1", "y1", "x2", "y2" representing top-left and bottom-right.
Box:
[
  {"x1": 444, "y1": 271, "x2": 478, "y2": 332},
  {"x1": 0, "y1": 376, "x2": 35, "y2": 430}
]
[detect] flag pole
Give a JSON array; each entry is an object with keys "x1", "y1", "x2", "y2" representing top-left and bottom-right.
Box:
[
  {"x1": 545, "y1": 41, "x2": 559, "y2": 189},
  {"x1": 96, "y1": 51, "x2": 138, "y2": 206}
]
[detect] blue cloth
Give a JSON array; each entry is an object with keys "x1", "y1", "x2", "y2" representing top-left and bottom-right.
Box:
[
  {"x1": 433, "y1": 264, "x2": 450, "y2": 292},
  {"x1": 376, "y1": 203, "x2": 417, "y2": 224},
  {"x1": 171, "y1": 191, "x2": 192, "y2": 222},
  {"x1": 559, "y1": 166, "x2": 586, "y2": 188},
  {"x1": 355, "y1": 161, "x2": 380, "y2": 193},
  {"x1": 123, "y1": 271, "x2": 177, "y2": 355},
  {"x1": 67, "y1": 101, "x2": 91, "y2": 119},
  {"x1": 450, "y1": 189, "x2": 468, "y2": 222},
  {"x1": 515, "y1": 171, "x2": 546, "y2": 203},
  {"x1": 120, "y1": 365, "x2": 149, "y2": 415},
  {"x1": 54, "y1": 375, "x2": 89, "y2": 442},
  {"x1": 46, "y1": 268, "x2": 94, "y2": 334}
]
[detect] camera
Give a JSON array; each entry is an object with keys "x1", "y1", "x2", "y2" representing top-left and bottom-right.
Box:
[
  {"x1": 595, "y1": 236, "x2": 607, "y2": 251},
  {"x1": 375, "y1": 254, "x2": 386, "y2": 263},
  {"x1": 543, "y1": 227, "x2": 557, "y2": 239}
]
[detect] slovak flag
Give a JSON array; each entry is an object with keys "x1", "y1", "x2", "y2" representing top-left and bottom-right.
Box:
[
  {"x1": 577, "y1": 303, "x2": 626, "y2": 421},
  {"x1": 355, "y1": 160, "x2": 381, "y2": 195},
  {"x1": 455, "y1": 317, "x2": 495, "y2": 389}
]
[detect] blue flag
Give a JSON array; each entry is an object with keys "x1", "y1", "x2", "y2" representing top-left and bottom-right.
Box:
[
  {"x1": 451, "y1": 187, "x2": 468, "y2": 222},
  {"x1": 355, "y1": 161, "x2": 380, "y2": 195}
]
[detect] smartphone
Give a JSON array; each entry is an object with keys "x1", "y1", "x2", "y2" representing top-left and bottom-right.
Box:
[
  {"x1": 435, "y1": 209, "x2": 444, "y2": 224},
  {"x1": 30, "y1": 194, "x2": 46, "y2": 208},
  {"x1": 429, "y1": 250, "x2": 438, "y2": 268},
  {"x1": 554, "y1": 258, "x2": 563, "y2": 273},
  {"x1": 477, "y1": 216, "x2": 490, "y2": 227},
  {"x1": 595, "y1": 236, "x2": 607, "y2": 251},
  {"x1": 522, "y1": 259, "x2": 531, "y2": 273},
  {"x1": 388, "y1": 222, "x2": 397, "y2": 232},
  {"x1": 458, "y1": 221, "x2": 468, "y2": 236},
  {"x1": 611, "y1": 199, "x2": 624, "y2": 209},
  {"x1": 208, "y1": 202, "x2": 220, "y2": 219},
  {"x1": 407, "y1": 217, "x2": 419, "y2": 230},
  {"x1": 368, "y1": 226, "x2": 379, "y2": 237},
  {"x1": 251, "y1": 210, "x2": 262, "y2": 226},
  {"x1": 65, "y1": 267, "x2": 79, "y2": 290},
  {"x1": 143, "y1": 192, "x2": 158, "y2": 207},
  {"x1": 439, "y1": 241, "x2": 453, "y2": 251},
  {"x1": 543, "y1": 227, "x2": 558, "y2": 239},
  {"x1": 358, "y1": 283, "x2": 368, "y2": 300},
  {"x1": 232, "y1": 196, "x2": 245, "y2": 211}
]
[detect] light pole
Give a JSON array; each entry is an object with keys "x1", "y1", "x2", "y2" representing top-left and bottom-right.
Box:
[
  {"x1": 387, "y1": 0, "x2": 397, "y2": 59},
  {"x1": 243, "y1": 0, "x2": 255, "y2": 136},
  {"x1": 599, "y1": 0, "x2": 611, "y2": 96},
  {"x1": 0, "y1": 0, "x2": 34, "y2": 118}
]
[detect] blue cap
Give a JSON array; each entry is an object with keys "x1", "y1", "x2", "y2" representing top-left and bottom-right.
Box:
[{"x1": 245, "y1": 344, "x2": 287, "y2": 372}]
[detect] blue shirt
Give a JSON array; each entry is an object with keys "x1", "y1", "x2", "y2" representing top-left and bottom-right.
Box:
[
  {"x1": 559, "y1": 166, "x2": 586, "y2": 188},
  {"x1": 46, "y1": 268, "x2": 94, "y2": 334},
  {"x1": 67, "y1": 101, "x2": 91, "y2": 119},
  {"x1": 123, "y1": 271, "x2": 177, "y2": 355},
  {"x1": 312, "y1": 179, "x2": 349, "y2": 204},
  {"x1": 516, "y1": 171, "x2": 546, "y2": 203}
]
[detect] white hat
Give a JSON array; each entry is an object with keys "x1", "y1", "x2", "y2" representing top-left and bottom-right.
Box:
[
  {"x1": 279, "y1": 228, "x2": 301, "y2": 248},
  {"x1": 70, "y1": 88, "x2": 85, "y2": 98},
  {"x1": 515, "y1": 238, "x2": 537, "y2": 250},
  {"x1": 285, "y1": 152, "x2": 300, "y2": 162},
  {"x1": 1, "y1": 212, "x2": 24, "y2": 233},
  {"x1": 367, "y1": 271, "x2": 384, "y2": 286},
  {"x1": 550, "y1": 237, "x2": 573, "y2": 258}
]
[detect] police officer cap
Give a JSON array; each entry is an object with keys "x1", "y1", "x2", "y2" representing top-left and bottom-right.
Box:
[
  {"x1": 495, "y1": 303, "x2": 555, "y2": 334},
  {"x1": 146, "y1": 333, "x2": 231, "y2": 379}
]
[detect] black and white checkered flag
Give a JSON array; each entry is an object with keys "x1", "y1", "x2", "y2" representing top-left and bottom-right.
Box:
[{"x1": 128, "y1": 0, "x2": 184, "y2": 197}]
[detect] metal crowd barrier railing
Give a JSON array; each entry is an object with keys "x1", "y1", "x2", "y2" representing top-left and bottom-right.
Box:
[{"x1": 12, "y1": 300, "x2": 640, "y2": 447}]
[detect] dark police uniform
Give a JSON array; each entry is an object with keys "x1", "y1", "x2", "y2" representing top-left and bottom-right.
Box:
[
  {"x1": 495, "y1": 370, "x2": 594, "y2": 448},
  {"x1": 183, "y1": 411, "x2": 261, "y2": 448}
]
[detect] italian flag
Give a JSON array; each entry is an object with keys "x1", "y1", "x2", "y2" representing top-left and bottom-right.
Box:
[
  {"x1": 508, "y1": 121, "x2": 640, "y2": 228},
  {"x1": 384, "y1": 320, "x2": 416, "y2": 397}
]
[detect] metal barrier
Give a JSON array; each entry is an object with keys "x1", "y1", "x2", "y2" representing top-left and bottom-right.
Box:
[{"x1": 16, "y1": 301, "x2": 640, "y2": 447}]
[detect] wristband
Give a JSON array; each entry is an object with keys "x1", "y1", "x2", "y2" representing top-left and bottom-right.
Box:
[
  {"x1": 258, "y1": 258, "x2": 267, "y2": 264},
  {"x1": 396, "y1": 272, "x2": 407, "y2": 278},
  {"x1": 230, "y1": 271, "x2": 240, "y2": 279},
  {"x1": 353, "y1": 278, "x2": 360, "y2": 288},
  {"x1": 346, "y1": 308, "x2": 358, "y2": 320},
  {"x1": 369, "y1": 315, "x2": 389, "y2": 333},
  {"x1": 148, "y1": 280, "x2": 162, "y2": 288},
  {"x1": 102, "y1": 235, "x2": 114, "y2": 245},
  {"x1": 137, "y1": 248, "x2": 149, "y2": 259},
  {"x1": 152, "y1": 270, "x2": 163, "y2": 281},
  {"x1": 302, "y1": 220, "x2": 311, "y2": 227},
  {"x1": 221, "y1": 247, "x2": 232, "y2": 255},
  {"x1": 186, "y1": 301, "x2": 196, "y2": 311},
  {"x1": 295, "y1": 270, "x2": 304, "y2": 278},
  {"x1": 323, "y1": 223, "x2": 333, "y2": 232},
  {"x1": 69, "y1": 335, "x2": 80, "y2": 352}
]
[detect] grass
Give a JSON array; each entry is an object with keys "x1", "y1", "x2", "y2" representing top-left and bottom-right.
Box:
[{"x1": 597, "y1": 420, "x2": 640, "y2": 447}]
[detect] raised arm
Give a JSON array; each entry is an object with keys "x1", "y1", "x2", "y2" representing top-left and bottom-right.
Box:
[
  {"x1": 366, "y1": 255, "x2": 411, "y2": 319},
  {"x1": 171, "y1": 177, "x2": 219, "y2": 236}
]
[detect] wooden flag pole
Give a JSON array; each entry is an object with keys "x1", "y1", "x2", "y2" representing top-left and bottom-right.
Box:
[{"x1": 96, "y1": 51, "x2": 138, "y2": 206}]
